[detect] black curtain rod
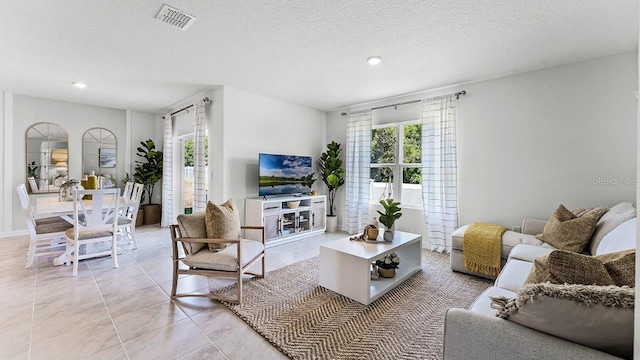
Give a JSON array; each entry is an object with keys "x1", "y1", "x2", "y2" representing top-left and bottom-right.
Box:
[
  {"x1": 164, "y1": 97, "x2": 211, "y2": 118},
  {"x1": 340, "y1": 90, "x2": 466, "y2": 116},
  {"x1": 171, "y1": 104, "x2": 193, "y2": 116}
]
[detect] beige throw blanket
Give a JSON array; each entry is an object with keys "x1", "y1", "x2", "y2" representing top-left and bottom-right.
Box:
[{"x1": 463, "y1": 222, "x2": 508, "y2": 276}]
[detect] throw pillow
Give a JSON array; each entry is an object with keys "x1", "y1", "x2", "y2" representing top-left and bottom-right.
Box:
[
  {"x1": 535, "y1": 204, "x2": 598, "y2": 252},
  {"x1": 596, "y1": 218, "x2": 637, "y2": 255},
  {"x1": 571, "y1": 206, "x2": 608, "y2": 221},
  {"x1": 524, "y1": 250, "x2": 615, "y2": 286},
  {"x1": 176, "y1": 212, "x2": 208, "y2": 254},
  {"x1": 205, "y1": 199, "x2": 241, "y2": 252},
  {"x1": 594, "y1": 250, "x2": 635, "y2": 287},
  {"x1": 490, "y1": 283, "x2": 634, "y2": 359},
  {"x1": 589, "y1": 202, "x2": 636, "y2": 255}
]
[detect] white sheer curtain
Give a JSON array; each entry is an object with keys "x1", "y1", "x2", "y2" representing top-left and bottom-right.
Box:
[
  {"x1": 345, "y1": 110, "x2": 372, "y2": 234},
  {"x1": 421, "y1": 96, "x2": 458, "y2": 252},
  {"x1": 161, "y1": 114, "x2": 173, "y2": 227},
  {"x1": 193, "y1": 101, "x2": 207, "y2": 213}
]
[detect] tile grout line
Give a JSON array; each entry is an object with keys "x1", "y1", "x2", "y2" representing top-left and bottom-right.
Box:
[
  {"x1": 128, "y1": 235, "x2": 229, "y2": 359},
  {"x1": 89, "y1": 246, "x2": 131, "y2": 359},
  {"x1": 28, "y1": 259, "x2": 38, "y2": 360}
]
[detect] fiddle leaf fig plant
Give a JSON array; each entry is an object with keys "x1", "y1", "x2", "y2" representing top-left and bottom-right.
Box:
[
  {"x1": 318, "y1": 141, "x2": 345, "y2": 217},
  {"x1": 133, "y1": 139, "x2": 163, "y2": 205},
  {"x1": 377, "y1": 198, "x2": 402, "y2": 230}
]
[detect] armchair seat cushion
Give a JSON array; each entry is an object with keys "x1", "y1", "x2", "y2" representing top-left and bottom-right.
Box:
[{"x1": 183, "y1": 239, "x2": 265, "y2": 271}]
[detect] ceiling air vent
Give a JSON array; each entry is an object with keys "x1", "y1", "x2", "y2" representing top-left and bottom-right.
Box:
[{"x1": 155, "y1": 4, "x2": 196, "y2": 30}]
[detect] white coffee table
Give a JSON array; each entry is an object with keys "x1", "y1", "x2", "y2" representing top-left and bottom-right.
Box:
[{"x1": 319, "y1": 231, "x2": 422, "y2": 305}]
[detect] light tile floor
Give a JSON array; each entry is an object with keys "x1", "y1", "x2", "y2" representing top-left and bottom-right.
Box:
[{"x1": 0, "y1": 225, "x2": 347, "y2": 359}]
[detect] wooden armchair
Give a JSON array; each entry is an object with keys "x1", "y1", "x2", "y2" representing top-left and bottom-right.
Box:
[{"x1": 170, "y1": 212, "x2": 265, "y2": 304}]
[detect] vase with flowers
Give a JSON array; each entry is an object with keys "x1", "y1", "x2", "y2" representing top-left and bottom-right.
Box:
[
  {"x1": 375, "y1": 253, "x2": 401, "y2": 278},
  {"x1": 59, "y1": 179, "x2": 82, "y2": 202}
]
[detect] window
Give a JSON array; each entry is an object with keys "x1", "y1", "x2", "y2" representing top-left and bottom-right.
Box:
[{"x1": 370, "y1": 121, "x2": 422, "y2": 207}]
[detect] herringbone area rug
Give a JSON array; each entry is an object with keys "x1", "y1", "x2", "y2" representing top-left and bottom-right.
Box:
[{"x1": 218, "y1": 250, "x2": 492, "y2": 360}]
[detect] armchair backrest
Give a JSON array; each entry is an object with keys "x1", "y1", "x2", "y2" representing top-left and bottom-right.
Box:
[{"x1": 176, "y1": 212, "x2": 207, "y2": 254}]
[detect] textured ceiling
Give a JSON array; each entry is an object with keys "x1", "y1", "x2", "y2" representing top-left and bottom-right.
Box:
[{"x1": 0, "y1": 0, "x2": 637, "y2": 114}]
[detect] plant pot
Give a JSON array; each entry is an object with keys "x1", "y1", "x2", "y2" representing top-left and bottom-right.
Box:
[
  {"x1": 383, "y1": 229, "x2": 394, "y2": 241},
  {"x1": 142, "y1": 204, "x2": 161, "y2": 225},
  {"x1": 367, "y1": 226, "x2": 379, "y2": 240},
  {"x1": 378, "y1": 267, "x2": 396, "y2": 278},
  {"x1": 135, "y1": 209, "x2": 144, "y2": 227},
  {"x1": 326, "y1": 216, "x2": 338, "y2": 232}
]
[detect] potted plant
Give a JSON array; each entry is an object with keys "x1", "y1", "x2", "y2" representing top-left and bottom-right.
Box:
[
  {"x1": 374, "y1": 253, "x2": 401, "y2": 278},
  {"x1": 27, "y1": 161, "x2": 39, "y2": 178},
  {"x1": 377, "y1": 198, "x2": 402, "y2": 241},
  {"x1": 133, "y1": 139, "x2": 163, "y2": 225},
  {"x1": 318, "y1": 141, "x2": 345, "y2": 232},
  {"x1": 59, "y1": 179, "x2": 80, "y2": 202}
]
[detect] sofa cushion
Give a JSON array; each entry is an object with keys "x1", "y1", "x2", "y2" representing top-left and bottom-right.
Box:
[
  {"x1": 524, "y1": 250, "x2": 615, "y2": 286},
  {"x1": 205, "y1": 199, "x2": 241, "y2": 252},
  {"x1": 590, "y1": 202, "x2": 636, "y2": 255},
  {"x1": 176, "y1": 212, "x2": 207, "y2": 254},
  {"x1": 596, "y1": 217, "x2": 637, "y2": 256},
  {"x1": 494, "y1": 259, "x2": 533, "y2": 293},
  {"x1": 452, "y1": 225, "x2": 552, "y2": 259},
  {"x1": 535, "y1": 204, "x2": 598, "y2": 253},
  {"x1": 490, "y1": 283, "x2": 634, "y2": 359},
  {"x1": 468, "y1": 286, "x2": 516, "y2": 317},
  {"x1": 507, "y1": 244, "x2": 554, "y2": 263}
]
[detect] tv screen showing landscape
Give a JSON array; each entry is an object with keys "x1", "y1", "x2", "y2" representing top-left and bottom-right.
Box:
[{"x1": 259, "y1": 153, "x2": 313, "y2": 197}]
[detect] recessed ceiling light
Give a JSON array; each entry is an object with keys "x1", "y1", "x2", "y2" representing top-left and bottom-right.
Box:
[
  {"x1": 367, "y1": 56, "x2": 382, "y2": 65},
  {"x1": 72, "y1": 82, "x2": 87, "y2": 89}
]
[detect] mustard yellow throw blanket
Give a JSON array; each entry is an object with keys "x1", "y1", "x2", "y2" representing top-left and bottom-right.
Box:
[{"x1": 463, "y1": 222, "x2": 508, "y2": 276}]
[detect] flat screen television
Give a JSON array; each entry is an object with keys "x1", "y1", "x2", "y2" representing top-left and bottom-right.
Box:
[{"x1": 259, "y1": 153, "x2": 313, "y2": 197}]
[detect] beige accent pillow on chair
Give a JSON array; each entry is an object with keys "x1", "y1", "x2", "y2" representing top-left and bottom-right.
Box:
[
  {"x1": 205, "y1": 199, "x2": 242, "y2": 252},
  {"x1": 535, "y1": 204, "x2": 598, "y2": 252}
]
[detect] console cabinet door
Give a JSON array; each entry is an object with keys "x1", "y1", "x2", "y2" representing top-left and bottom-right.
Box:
[
  {"x1": 264, "y1": 213, "x2": 280, "y2": 242},
  {"x1": 312, "y1": 206, "x2": 325, "y2": 230}
]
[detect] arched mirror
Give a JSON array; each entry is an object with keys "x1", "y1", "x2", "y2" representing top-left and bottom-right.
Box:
[
  {"x1": 83, "y1": 128, "x2": 117, "y2": 188},
  {"x1": 26, "y1": 122, "x2": 69, "y2": 193}
]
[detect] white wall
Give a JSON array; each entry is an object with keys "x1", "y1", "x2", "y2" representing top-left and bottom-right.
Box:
[
  {"x1": 130, "y1": 111, "x2": 163, "y2": 204},
  {"x1": 213, "y1": 86, "x2": 327, "y2": 220},
  {"x1": 1, "y1": 94, "x2": 160, "y2": 233},
  {"x1": 327, "y1": 51, "x2": 637, "y2": 240}
]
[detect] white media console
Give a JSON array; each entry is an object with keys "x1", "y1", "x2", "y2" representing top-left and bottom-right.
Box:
[{"x1": 245, "y1": 195, "x2": 326, "y2": 247}]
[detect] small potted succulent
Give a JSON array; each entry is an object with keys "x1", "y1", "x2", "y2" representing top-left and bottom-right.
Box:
[{"x1": 375, "y1": 253, "x2": 401, "y2": 278}]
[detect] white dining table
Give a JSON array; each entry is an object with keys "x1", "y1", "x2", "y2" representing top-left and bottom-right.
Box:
[
  {"x1": 34, "y1": 193, "x2": 133, "y2": 215},
  {"x1": 34, "y1": 194, "x2": 135, "y2": 266}
]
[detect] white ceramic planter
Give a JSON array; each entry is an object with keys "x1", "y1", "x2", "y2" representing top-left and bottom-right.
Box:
[{"x1": 326, "y1": 216, "x2": 338, "y2": 232}]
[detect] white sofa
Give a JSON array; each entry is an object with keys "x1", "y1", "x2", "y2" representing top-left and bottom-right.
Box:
[{"x1": 443, "y1": 202, "x2": 636, "y2": 359}]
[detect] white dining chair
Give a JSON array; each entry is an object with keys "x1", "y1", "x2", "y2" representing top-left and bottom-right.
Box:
[
  {"x1": 117, "y1": 183, "x2": 143, "y2": 249},
  {"x1": 122, "y1": 181, "x2": 134, "y2": 200},
  {"x1": 16, "y1": 184, "x2": 73, "y2": 268},
  {"x1": 65, "y1": 188, "x2": 120, "y2": 276}
]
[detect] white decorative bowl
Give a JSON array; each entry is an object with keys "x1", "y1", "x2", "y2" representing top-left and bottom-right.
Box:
[{"x1": 287, "y1": 200, "x2": 301, "y2": 209}]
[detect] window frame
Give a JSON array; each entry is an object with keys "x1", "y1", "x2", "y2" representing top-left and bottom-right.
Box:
[{"x1": 370, "y1": 119, "x2": 422, "y2": 209}]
